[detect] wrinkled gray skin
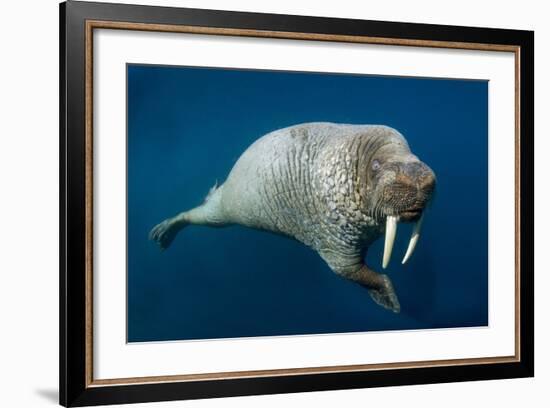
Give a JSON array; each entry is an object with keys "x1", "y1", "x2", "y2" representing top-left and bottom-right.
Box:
[{"x1": 150, "y1": 123, "x2": 436, "y2": 312}]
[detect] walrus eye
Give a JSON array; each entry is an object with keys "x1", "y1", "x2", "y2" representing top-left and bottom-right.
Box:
[{"x1": 371, "y1": 159, "x2": 381, "y2": 171}]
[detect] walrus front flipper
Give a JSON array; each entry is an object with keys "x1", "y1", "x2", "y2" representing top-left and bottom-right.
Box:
[
  {"x1": 345, "y1": 265, "x2": 400, "y2": 313},
  {"x1": 320, "y1": 252, "x2": 401, "y2": 313},
  {"x1": 367, "y1": 274, "x2": 400, "y2": 313}
]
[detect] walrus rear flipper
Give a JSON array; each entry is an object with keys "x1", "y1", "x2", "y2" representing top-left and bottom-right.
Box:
[
  {"x1": 150, "y1": 183, "x2": 227, "y2": 250},
  {"x1": 149, "y1": 216, "x2": 190, "y2": 251}
]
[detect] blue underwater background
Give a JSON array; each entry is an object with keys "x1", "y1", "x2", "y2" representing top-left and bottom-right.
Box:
[{"x1": 127, "y1": 64, "x2": 488, "y2": 342}]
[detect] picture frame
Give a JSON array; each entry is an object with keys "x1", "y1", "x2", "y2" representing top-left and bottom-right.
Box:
[{"x1": 59, "y1": 1, "x2": 534, "y2": 406}]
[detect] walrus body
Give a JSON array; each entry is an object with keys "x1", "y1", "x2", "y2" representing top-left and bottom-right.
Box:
[{"x1": 150, "y1": 123, "x2": 436, "y2": 312}]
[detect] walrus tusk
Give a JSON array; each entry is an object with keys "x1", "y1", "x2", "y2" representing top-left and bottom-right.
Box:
[
  {"x1": 401, "y1": 213, "x2": 424, "y2": 264},
  {"x1": 383, "y1": 216, "x2": 398, "y2": 269}
]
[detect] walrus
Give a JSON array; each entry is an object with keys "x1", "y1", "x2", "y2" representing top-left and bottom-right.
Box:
[{"x1": 150, "y1": 122, "x2": 435, "y2": 312}]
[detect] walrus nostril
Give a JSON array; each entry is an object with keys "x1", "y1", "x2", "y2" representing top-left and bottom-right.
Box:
[
  {"x1": 393, "y1": 174, "x2": 409, "y2": 185},
  {"x1": 398, "y1": 162, "x2": 435, "y2": 194},
  {"x1": 419, "y1": 176, "x2": 435, "y2": 193},
  {"x1": 401, "y1": 162, "x2": 424, "y2": 177}
]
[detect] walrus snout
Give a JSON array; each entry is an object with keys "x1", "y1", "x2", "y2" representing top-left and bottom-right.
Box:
[
  {"x1": 382, "y1": 161, "x2": 435, "y2": 220},
  {"x1": 394, "y1": 162, "x2": 435, "y2": 197},
  {"x1": 402, "y1": 161, "x2": 436, "y2": 196},
  {"x1": 377, "y1": 160, "x2": 435, "y2": 269}
]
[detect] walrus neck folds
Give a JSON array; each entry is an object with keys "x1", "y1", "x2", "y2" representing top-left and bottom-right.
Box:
[{"x1": 315, "y1": 133, "x2": 388, "y2": 247}]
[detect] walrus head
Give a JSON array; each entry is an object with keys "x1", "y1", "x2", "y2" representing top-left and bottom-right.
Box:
[{"x1": 362, "y1": 129, "x2": 436, "y2": 268}]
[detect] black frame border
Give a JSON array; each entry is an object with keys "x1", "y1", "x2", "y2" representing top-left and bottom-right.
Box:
[{"x1": 60, "y1": 1, "x2": 534, "y2": 406}]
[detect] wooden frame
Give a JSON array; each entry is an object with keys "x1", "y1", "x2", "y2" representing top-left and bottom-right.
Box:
[{"x1": 60, "y1": 1, "x2": 534, "y2": 406}]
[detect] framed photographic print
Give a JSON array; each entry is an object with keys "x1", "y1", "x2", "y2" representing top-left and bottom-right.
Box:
[{"x1": 59, "y1": 1, "x2": 534, "y2": 406}]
